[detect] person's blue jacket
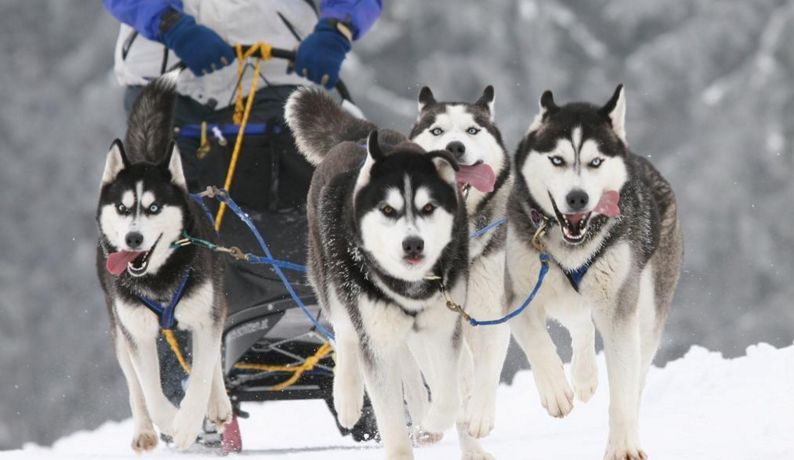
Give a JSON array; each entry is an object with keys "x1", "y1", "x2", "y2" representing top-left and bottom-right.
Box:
[{"x1": 104, "y1": 0, "x2": 382, "y2": 42}]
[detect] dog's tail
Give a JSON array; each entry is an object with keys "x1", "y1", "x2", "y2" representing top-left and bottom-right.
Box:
[
  {"x1": 124, "y1": 71, "x2": 178, "y2": 164},
  {"x1": 285, "y1": 87, "x2": 376, "y2": 166}
]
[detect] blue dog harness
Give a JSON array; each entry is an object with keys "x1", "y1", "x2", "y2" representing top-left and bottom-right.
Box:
[{"x1": 136, "y1": 270, "x2": 191, "y2": 329}]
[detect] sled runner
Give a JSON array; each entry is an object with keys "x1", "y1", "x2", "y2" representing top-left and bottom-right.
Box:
[{"x1": 168, "y1": 44, "x2": 378, "y2": 453}]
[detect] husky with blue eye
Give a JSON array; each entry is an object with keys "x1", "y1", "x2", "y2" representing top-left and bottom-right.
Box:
[
  {"x1": 286, "y1": 87, "x2": 470, "y2": 460},
  {"x1": 407, "y1": 86, "x2": 512, "y2": 459},
  {"x1": 507, "y1": 84, "x2": 683, "y2": 460},
  {"x1": 96, "y1": 76, "x2": 232, "y2": 452}
]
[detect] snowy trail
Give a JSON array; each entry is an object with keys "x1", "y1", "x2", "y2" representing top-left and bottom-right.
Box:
[{"x1": 4, "y1": 344, "x2": 792, "y2": 459}]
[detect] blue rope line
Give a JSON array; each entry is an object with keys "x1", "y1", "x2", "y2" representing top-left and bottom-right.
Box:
[
  {"x1": 212, "y1": 190, "x2": 335, "y2": 341},
  {"x1": 468, "y1": 252, "x2": 549, "y2": 327},
  {"x1": 244, "y1": 255, "x2": 307, "y2": 272},
  {"x1": 470, "y1": 217, "x2": 507, "y2": 239}
]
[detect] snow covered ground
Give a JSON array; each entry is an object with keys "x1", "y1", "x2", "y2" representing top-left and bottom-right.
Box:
[{"x1": 4, "y1": 343, "x2": 792, "y2": 459}]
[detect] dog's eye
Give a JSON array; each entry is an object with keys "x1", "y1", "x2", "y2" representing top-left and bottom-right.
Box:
[
  {"x1": 430, "y1": 127, "x2": 444, "y2": 136},
  {"x1": 381, "y1": 205, "x2": 396, "y2": 217},
  {"x1": 466, "y1": 127, "x2": 480, "y2": 135},
  {"x1": 421, "y1": 203, "x2": 436, "y2": 215},
  {"x1": 147, "y1": 203, "x2": 161, "y2": 214},
  {"x1": 116, "y1": 203, "x2": 130, "y2": 215},
  {"x1": 589, "y1": 158, "x2": 603, "y2": 168},
  {"x1": 549, "y1": 156, "x2": 566, "y2": 167}
]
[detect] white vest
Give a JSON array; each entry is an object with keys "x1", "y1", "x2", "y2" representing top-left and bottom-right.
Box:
[{"x1": 112, "y1": 0, "x2": 318, "y2": 109}]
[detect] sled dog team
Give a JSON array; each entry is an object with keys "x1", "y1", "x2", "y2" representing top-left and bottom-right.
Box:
[{"x1": 97, "y1": 76, "x2": 682, "y2": 460}]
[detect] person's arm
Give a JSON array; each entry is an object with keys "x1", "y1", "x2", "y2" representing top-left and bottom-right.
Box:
[
  {"x1": 103, "y1": 0, "x2": 183, "y2": 41},
  {"x1": 103, "y1": 0, "x2": 233, "y2": 76},
  {"x1": 319, "y1": 0, "x2": 383, "y2": 40}
]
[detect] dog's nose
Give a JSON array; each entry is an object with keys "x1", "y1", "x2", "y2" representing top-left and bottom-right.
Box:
[
  {"x1": 566, "y1": 189, "x2": 589, "y2": 212},
  {"x1": 125, "y1": 232, "x2": 144, "y2": 249},
  {"x1": 402, "y1": 236, "x2": 425, "y2": 258},
  {"x1": 445, "y1": 141, "x2": 466, "y2": 159}
]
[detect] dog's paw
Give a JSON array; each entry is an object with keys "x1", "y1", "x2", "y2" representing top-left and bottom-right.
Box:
[
  {"x1": 412, "y1": 428, "x2": 443, "y2": 447},
  {"x1": 463, "y1": 395, "x2": 495, "y2": 438},
  {"x1": 604, "y1": 433, "x2": 647, "y2": 460},
  {"x1": 130, "y1": 429, "x2": 158, "y2": 453},
  {"x1": 334, "y1": 391, "x2": 363, "y2": 429},
  {"x1": 207, "y1": 394, "x2": 233, "y2": 432},
  {"x1": 571, "y1": 353, "x2": 599, "y2": 402},
  {"x1": 386, "y1": 452, "x2": 415, "y2": 460},
  {"x1": 534, "y1": 367, "x2": 574, "y2": 418},
  {"x1": 169, "y1": 406, "x2": 204, "y2": 451}
]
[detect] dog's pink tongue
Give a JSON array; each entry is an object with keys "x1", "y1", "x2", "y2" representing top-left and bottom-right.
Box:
[
  {"x1": 456, "y1": 163, "x2": 496, "y2": 193},
  {"x1": 106, "y1": 251, "x2": 143, "y2": 276},
  {"x1": 594, "y1": 190, "x2": 621, "y2": 217}
]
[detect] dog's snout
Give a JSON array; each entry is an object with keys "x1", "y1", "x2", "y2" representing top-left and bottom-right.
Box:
[
  {"x1": 445, "y1": 141, "x2": 466, "y2": 159},
  {"x1": 125, "y1": 231, "x2": 144, "y2": 249},
  {"x1": 402, "y1": 236, "x2": 424, "y2": 257},
  {"x1": 566, "y1": 189, "x2": 589, "y2": 212}
]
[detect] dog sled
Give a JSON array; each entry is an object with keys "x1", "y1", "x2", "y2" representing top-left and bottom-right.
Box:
[{"x1": 168, "y1": 44, "x2": 378, "y2": 453}]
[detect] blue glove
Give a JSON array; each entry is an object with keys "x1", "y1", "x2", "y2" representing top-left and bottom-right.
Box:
[
  {"x1": 160, "y1": 11, "x2": 235, "y2": 76},
  {"x1": 294, "y1": 19, "x2": 351, "y2": 89}
]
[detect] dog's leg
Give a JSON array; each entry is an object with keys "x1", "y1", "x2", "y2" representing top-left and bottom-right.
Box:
[
  {"x1": 461, "y1": 255, "x2": 510, "y2": 438},
  {"x1": 558, "y1": 305, "x2": 599, "y2": 403},
  {"x1": 415, "y1": 317, "x2": 462, "y2": 437},
  {"x1": 361, "y1": 344, "x2": 414, "y2": 460},
  {"x1": 400, "y1": 346, "x2": 429, "y2": 431},
  {"x1": 170, "y1": 324, "x2": 222, "y2": 450},
  {"x1": 115, "y1": 331, "x2": 158, "y2": 452},
  {"x1": 510, "y1": 302, "x2": 574, "y2": 418},
  {"x1": 127, "y1": 331, "x2": 179, "y2": 433},
  {"x1": 206, "y1": 355, "x2": 232, "y2": 431},
  {"x1": 333, "y1": 329, "x2": 365, "y2": 429},
  {"x1": 593, "y1": 304, "x2": 646, "y2": 460}
]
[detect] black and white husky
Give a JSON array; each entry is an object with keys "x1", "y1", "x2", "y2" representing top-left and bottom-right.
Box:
[
  {"x1": 507, "y1": 84, "x2": 683, "y2": 459},
  {"x1": 285, "y1": 88, "x2": 469, "y2": 460},
  {"x1": 96, "y1": 76, "x2": 232, "y2": 452},
  {"x1": 408, "y1": 87, "x2": 512, "y2": 458}
]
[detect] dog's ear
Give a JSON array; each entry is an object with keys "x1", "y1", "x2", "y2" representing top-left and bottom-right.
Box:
[
  {"x1": 427, "y1": 150, "x2": 459, "y2": 187},
  {"x1": 354, "y1": 131, "x2": 383, "y2": 193},
  {"x1": 101, "y1": 139, "x2": 129, "y2": 186},
  {"x1": 160, "y1": 140, "x2": 187, "y2": 191},
  {"x1": 366, "y1": 130, "x2": 385, "y2": 162},
  {"x1": 475, "y1": 85, "x2": 495, "y2": 119},
  {"x1": 418, "y1": 86, "x2": 437, "y2": 112},
  {"x1": 599, "y1": 83, "x2": 626, "y2": 143},
  {"x1": 528, "y1": 90, "x2": 559, "y2": 133}
]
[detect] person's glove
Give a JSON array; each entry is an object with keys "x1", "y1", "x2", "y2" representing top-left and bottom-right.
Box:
[
  {"x1": 293, "y1": 19, "x2": 352, "y2": 89},
  {"x1": 160, "y1": 10, "x2": 235, "y2": 76}
]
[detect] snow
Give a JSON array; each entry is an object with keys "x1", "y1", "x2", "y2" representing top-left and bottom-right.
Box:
[{"x1": 4, "y1": 343, "x2": 792, "y2": 459}]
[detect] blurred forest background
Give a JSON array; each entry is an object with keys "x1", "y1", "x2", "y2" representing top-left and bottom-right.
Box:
[{"x1": 1, "y1": 0, "x2": 792, "y2": 450}]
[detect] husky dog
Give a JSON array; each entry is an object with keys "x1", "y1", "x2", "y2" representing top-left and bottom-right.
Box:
[
  {"x1": 96, "y1": 76, "x2": 232, "y2": 452},
  {"x1": 285, "y1": 87, "x2": 469, "y2": 460},
  {"x1": 506, "y1": 84, "x2": 683, "y2": 459},
  {"x1": 408, "y1": 87, "x2": 512, "y2": 457}
]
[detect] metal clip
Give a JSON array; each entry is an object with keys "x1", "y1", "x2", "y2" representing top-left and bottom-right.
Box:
[
  {"x1": 227, "y1": 246, "x2": 247, "y2": 261},
  {"x1": 435, "y1": 278, "x2": 473, "y2": 322},
  {"x1": 531, "y1": 221, "x2": 548, "y2": 252},
  {"x1": 172, "y1": 238, "x2": 192, "y2": 248}
]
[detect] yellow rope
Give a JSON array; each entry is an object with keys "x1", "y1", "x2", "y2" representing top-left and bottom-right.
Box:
[
  {"x1": 162, "y1": 329, "x2": 191, "y2": 374},
  {"x1": 233, "y1": 342, "x2": 333, "y2": 391},
  {"x1": 214, "y1": 43, "x2": 276, "y2": 231}
]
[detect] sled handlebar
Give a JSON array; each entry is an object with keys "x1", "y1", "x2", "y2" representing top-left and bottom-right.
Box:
[{"x1": 171, "y1": 45, "x2": 353, "y2": 103}]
